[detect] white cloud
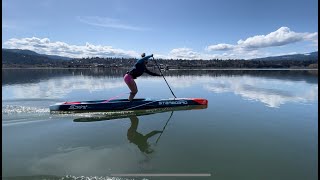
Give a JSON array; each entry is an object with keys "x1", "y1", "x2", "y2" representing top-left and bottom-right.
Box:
[
  {"x1": 206, "y1": 43, "x2": 235, "y2": 51},
  {"x1": 168, "y1": 48, "x2": 201, "y2": 60},
  {"x1": 77, "y1": 16, "x2": 150, "y2": 31},
  {"x1": 167, "y1": 48, "x2": 234, "y2": 60},
  {"x1": 168, "y1": 27, "x2": 318, "y2": 60},
  {"x1": 3, "y1": 27, "x2": 317, "y2": 60},
  {"x1": 237, "y1": 27, "x2": 318, "y2": 49},
  {"x1": 203, "y1": 27, "x2": 318, "y2": 59},
  {"x1": 207, "y1": 27, "x2": 318, "y2": 52},
  {"x1": 164, "y1": 48, "x2": 261, "y2": 60},
  {"x1": 4, "y1": 37, "x2": 139, "y2": 58}
]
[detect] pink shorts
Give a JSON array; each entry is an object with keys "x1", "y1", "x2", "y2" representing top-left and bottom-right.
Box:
[{"x1": 124, "y1": 74, "x2": 134, "y2": 84}]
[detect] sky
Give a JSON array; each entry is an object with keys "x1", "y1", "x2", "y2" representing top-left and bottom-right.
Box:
[{"x1": 2, "y1": 0, "x2": 318, "y2": 60}]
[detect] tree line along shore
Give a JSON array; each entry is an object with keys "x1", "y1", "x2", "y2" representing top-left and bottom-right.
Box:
[{"x1": 2, "y1": 57, "x2": 318, "y2": 69}]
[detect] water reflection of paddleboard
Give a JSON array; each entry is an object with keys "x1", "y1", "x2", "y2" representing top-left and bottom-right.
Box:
[{"x1": 73, "y1": 105, "x2": 208, "y2": 122}]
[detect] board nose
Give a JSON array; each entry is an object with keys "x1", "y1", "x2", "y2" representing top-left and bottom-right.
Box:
[{"x1": 192, "y1": 98, "x2": 208, "y2": 105}]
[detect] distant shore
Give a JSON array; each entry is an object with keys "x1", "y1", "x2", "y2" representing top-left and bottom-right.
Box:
[{"x1": 2, "y1": 67, "x2": 318, "y2": 71}]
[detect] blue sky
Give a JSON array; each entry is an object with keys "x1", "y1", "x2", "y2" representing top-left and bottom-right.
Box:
[{"x1": 2, "y1": 0, "x2": 318, "y2": 59}]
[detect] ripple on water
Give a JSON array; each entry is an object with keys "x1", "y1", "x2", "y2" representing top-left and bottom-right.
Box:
[{"x1": 2, "y1": 105, "x2": 50, "y2": 114}]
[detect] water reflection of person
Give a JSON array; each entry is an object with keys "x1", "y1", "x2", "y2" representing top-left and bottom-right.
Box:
[{"x1": 127, "y1": 116, "x2": 162, "y2": 154}]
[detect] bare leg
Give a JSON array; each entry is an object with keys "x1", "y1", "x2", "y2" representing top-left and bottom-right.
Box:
[{"x1": 126, "y1": 79, "x2": 138, "y2": 101}]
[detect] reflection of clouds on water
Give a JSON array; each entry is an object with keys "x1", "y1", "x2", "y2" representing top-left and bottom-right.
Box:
[
  {"x1": 170, "y1": 76, "x2": 212, "y2": 88},
  {"x1": 110, "y1": 76, "x2": 318, "y2": 108},
  {"x1": 142, "y1": 76, "x2": 318, "y2": 108},
  {"x1": 3, "y1": 76, "x2": 125, "y2": 99},
  {"x1": 203, "y1": 76, "x2": 318, "y2": 108},
  {"x1": 139, "y1": 75, "x2": 212, "y2": 88},
  {"x1": 3, "y1": 74, "x2": 318, "y2": 108},
  {"x1": 30, "y1": 145, "x2": 145, "y2": 176}
]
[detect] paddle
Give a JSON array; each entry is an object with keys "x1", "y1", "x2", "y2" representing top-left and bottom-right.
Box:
[{"x1": 152, "y1": 57, "x2": 177, "y2": 99}]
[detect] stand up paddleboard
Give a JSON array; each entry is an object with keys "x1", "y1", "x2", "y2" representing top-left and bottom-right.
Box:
[{"x1": 50, "y1": 98, "x2": 208, "y2": 113}]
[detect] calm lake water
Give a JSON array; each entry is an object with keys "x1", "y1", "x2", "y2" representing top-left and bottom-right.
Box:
[{"x1": 2, "y1": 68, "x2": 318, "y2": 180}]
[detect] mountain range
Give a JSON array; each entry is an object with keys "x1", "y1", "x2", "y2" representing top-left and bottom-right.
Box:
[
  {"x1": 2, "y1": 48, "x2": 72, "y2": 61},
  {"x1": 250, "y1": 51, "x2": 318, "y2": 61}
]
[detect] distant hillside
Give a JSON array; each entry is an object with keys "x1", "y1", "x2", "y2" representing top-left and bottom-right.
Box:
[
  {"x1": 2, "y1": 49, "x2": 69, "y2": 65},
  {"x1": 2, "y1": 49, "x2": 72, "y2": 60},
  {"x1": 251, "y1": 51, "x2": 318, "y2": 61}
]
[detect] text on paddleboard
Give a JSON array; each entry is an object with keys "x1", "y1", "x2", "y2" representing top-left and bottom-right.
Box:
[
  {"x1": 158, "y1": 100, "x2": 188, "y2": 105},
  {"x1": 68, "y1": 105, "x2": 88, "y2": 110}
]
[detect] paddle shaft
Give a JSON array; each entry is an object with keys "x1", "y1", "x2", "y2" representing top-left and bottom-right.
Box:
[
  {"x1": 156, "y1": 111, "x2": 174, "y2": 144},
  {"x1": 152, "y1": 57, "x2": 177, "y2": 98}
]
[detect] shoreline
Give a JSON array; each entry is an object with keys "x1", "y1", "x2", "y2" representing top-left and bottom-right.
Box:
[{"x1": 2, "y1": 67, "x2": 318, "y2": 71}]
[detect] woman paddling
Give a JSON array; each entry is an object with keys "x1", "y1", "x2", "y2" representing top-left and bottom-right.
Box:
[{"x1": 124, "y1": 53, "x2": 161, "y2": 101}]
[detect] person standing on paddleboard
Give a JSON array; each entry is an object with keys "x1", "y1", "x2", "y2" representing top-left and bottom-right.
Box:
[{"x1": 124, "y1": 53, "x2": 161, "y2": 101}]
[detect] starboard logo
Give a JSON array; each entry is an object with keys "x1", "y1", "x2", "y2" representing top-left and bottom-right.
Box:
[
  {"x1": 158, "y1": 100, "x2": 188, "y2": 105},
  {"x1": 68, "y1": 105, "x2": 88, "y2": 110}
]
